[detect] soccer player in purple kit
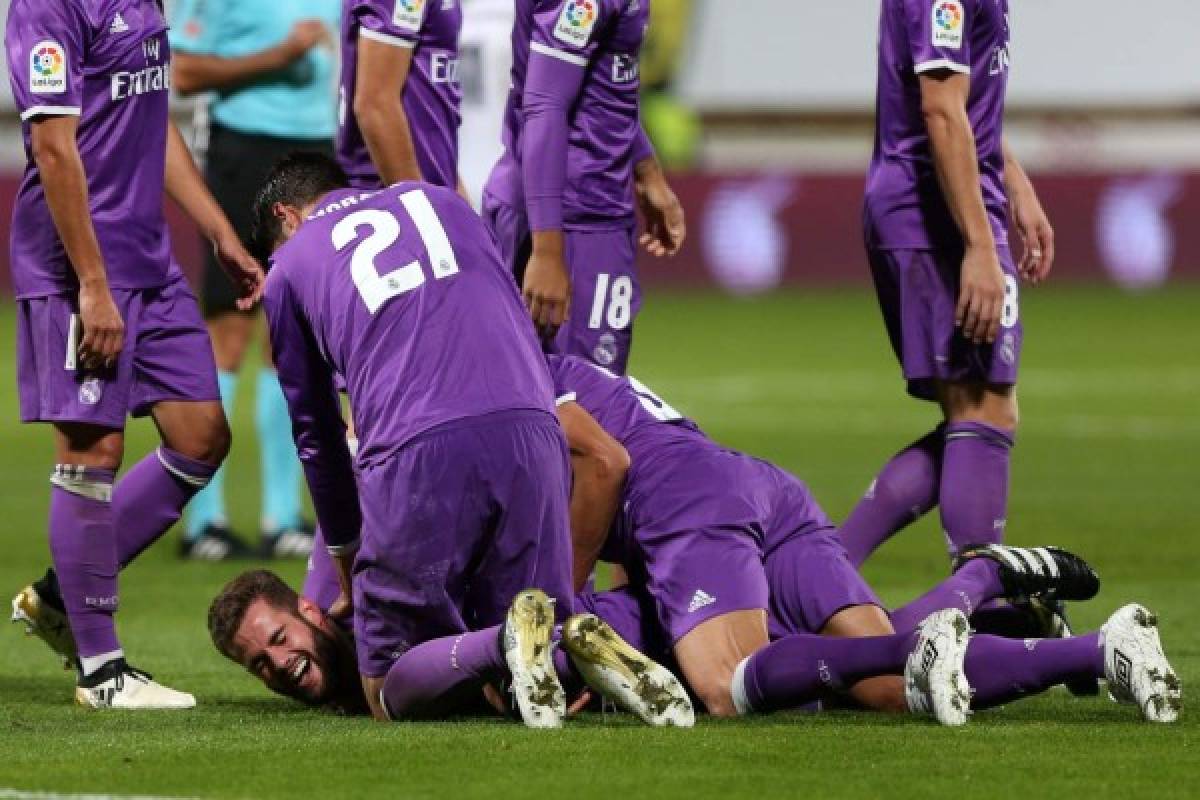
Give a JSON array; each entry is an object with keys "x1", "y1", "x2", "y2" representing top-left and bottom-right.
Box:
[
  {"x1": 841, "y1": 2, "x2": 1057, "y2": 576},
  {"x1": 338, "y1": 0, "x2": 462, "y2": 189},
  {"x1": 6, "y1": 0, "x2": 264, "y2": 709},
  {"x1": 482, "y1": 0, "x2": 685, "y2": 373},
  {"x1": 549, "y1": 355, "x2": 1181, "y2": 724},
  {"x1": 249, "y1": 153, "x2": 580, "y2": 726}
]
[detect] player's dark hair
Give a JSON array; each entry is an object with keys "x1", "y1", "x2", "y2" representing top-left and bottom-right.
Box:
[
  {"x1": 250, "y1": 151, "x2": 349, "y2": 261},
  {"x1": 208, "y1": 569, "x2": 301, "y2": 662}
]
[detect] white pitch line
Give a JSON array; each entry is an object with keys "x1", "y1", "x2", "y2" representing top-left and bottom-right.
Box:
[{"x1": 0, "y1": 790, "x2": 198, "y2": 800}]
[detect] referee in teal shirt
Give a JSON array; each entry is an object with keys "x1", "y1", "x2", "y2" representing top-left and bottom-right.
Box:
[{"x1": 170, "y1": 0, "x2": 340, "y2": 561}]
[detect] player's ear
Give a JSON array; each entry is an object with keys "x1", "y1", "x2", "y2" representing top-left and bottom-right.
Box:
[{"x1": 296, "y1": 595, "x2": 323, "y2": 625}]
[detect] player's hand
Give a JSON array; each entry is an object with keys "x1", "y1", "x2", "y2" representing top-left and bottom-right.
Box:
[
  {"x1": 214, "y1": 232, "x2": 266, "y2": 311},
  {"x1": 957, "y1": 245, "x2": 1006, "y2": 345},
  {"x1": 1010, "y1": 182, "x2": 1055, "y2": 285},
  {"x1": 327, "y1": 591, "x2": 353, "y2": 622},
  {"x1": 635, "y1": 171, "x2": 686, "y2": 257},
  {"x1": 77, "y1": 280, "x2": 125, "y2": 371},
  {"x1": 523, "y1": 246, "x2": 571, "y2": 338},
  {"x1": 282, "y1": 20, "x2": 331, "y2": 62}
]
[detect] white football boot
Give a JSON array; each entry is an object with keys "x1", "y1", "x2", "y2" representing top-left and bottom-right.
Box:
[
  {"x1": 1102, "y1": 604, "x2": 1181, "y2": 723},
  {"x1": 904, "y1": 609, "x2": 973, "y2": 726},
  {"x1": 75, "y1": 660, "x2": 196, "y2": 710},
  {"x1": 502, "y1": 589, "x2": 566, "y2": 729},
  {"x1": 11, "y1": 582, "x2": 78, "y2": 670},
  {"x1": 561, "y1": 612, "x2": 694, "y2": 727}
]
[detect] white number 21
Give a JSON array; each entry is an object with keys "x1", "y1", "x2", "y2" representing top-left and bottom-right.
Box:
[{"x1": 331, "y1": 189, "x2": 460, "y2": 314}]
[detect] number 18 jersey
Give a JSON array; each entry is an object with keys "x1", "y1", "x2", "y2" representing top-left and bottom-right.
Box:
[{"x1": 264, "y1": 183, "x2": 555, "y2": 468}]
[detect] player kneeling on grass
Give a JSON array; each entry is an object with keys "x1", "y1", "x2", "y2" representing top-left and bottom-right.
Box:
[
  {"x1": 204, "y1": 569, "x2": 692, "y2": 726},
  {"x1": 550, "y1": 354, "x2": 1182, "y2": 724}
]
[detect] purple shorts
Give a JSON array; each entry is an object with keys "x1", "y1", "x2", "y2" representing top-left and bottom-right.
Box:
[
  {"x1": 765, "y1": 531, "x2": 883, "y2": 638},
  {"x1": 15, "y1": 271, "x2": 219, "y2": 428},
  {"x1": 481, "y1": 194, "x2": 641, "y2": 374},
  {"x1": 352, "y1": 410, "x2": 573, "y2": 677},
  {"x1": 867, "y1": 246, "x2": 1022, "y2": 402}
]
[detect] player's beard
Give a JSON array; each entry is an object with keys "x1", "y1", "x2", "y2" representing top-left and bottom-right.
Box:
[{"x1": 303, "y1": 616, "x2": 368, "y2": 716}]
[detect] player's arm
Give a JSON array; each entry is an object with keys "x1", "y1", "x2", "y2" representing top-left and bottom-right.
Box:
[
  {"x1": 556, "y1": 398, "x2": 630, "y2": 592},
  {"x1": 172, "y1": 20, "x2": 329, "y2": 95},
  {"x1": 163, "y1": 121, "x2": 264, "y2": 307},
  {"x1": 521, "y1": 1, "x2": 614, "y2": 336},
  {"x1": 918, "y1": 70, "x2": 1004, "y2": 345},
  {"x1": 1003, "y1": 140, "x2": 1054, "y2": 284},
  {"x1": 632, "y1": 128, "x2": 686, "y2": 257},
  {"x1": 353, "y1": 35, "x2": 423, "y2": 184},
  {"x1": 263, "y1": 280, "x2": 362, "y2": 618},
  {"x1": 29, "y1": 115, "x2": 123, "y2": 370}
]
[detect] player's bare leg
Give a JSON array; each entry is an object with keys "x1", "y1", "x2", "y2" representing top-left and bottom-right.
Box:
[
  {"x1": 820, "y1": 605, "x2": 907, "y2": 713},
  {"x1": 673, "y1": 609, "x2": 769, "y2": 717}
]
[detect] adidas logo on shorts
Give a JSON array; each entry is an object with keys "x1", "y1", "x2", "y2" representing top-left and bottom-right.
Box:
[{"x1": 687, "y1": 589, "x2": 716, "y2": 614}]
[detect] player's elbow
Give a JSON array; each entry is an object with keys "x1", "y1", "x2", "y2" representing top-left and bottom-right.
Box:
[
  {"x1": 30, "y1": 128, "x2": 74, "y2": 172},
  {"x1": 593, "y1": 442, "x2": 631, "y2": 487},
  {"x1": 171, "y1": 65, "x2": 204, "y2": 97},
  {"x1": 352, "y1": 92, "x2": 399, "y2": 135}
]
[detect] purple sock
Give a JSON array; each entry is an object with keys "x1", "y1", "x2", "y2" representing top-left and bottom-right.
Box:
[
  {"x1": 840, "y1": 428, "x2": 944, "y2": 566},
  {"x1": 889, "y1": 559, "x2": 1004, "y2": 633},
  {"x1": 737, "y1": 631, "x2": 913, "y2": 713},
  {"x1": 966, "y1": 633, "x2": 1104, "y2": 709},
  {"x1": 380, "y1": 626, "x2": 505, "y2": 718},
  {"x1": 115, "y1": 448, "x2": 219, "y2": 567},
  {"x1": 940, "y1": 422, "x2": 1014, "y2": 554},
  {"x1": 48, "y1": 466, "x2": 119, "y2": 659}
]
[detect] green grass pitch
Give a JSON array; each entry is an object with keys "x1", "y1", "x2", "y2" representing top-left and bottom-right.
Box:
[{"x1": 0, "y1": 285, "x2": 1197, "y2": 798}]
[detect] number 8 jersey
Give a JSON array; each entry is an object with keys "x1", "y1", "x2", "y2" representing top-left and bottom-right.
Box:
[{"x1": 263, "y1": 182, "x2": 556, "y2": 472}]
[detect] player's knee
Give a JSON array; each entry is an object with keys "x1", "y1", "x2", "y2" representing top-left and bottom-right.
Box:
[
  {"x1": 692, "y1": 674, "x2": 738, "y2": 717},
  {"x1": 173, "y1": 409, "x2": 232, "y2": 465}
]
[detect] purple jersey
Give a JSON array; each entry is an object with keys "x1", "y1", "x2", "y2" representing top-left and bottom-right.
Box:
[
  {"x1": 864, "y1": 0, "x2": 1010, "y2": 250},
  {"x1": 337, "y1": 0, "x2": 462, "y2": 190},
  {"x1": 547, "y1": 355, "x2": 829, "y2": 565},
  {"x1": 264, "y1": 183, "x2": 555, "y2": 550},
  {"x1": 6, "y1": 0, "x2": 172, "y2": 298},
  {"x1": 485, "y1": 0, "x2": 652, "y2": 231}
]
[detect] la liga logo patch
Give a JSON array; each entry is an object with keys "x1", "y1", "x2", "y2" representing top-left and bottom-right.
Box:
[
  {"x1": 29, "y1": 40, "x2": 67, "y2": 94},
  {"x1": 392, "y1": 0, "x2": 426, "y2": 32},
  {"x1": 554, "y1": 0, "x2": 598, "y2": 48},
  {"x1": 932, "y1": 0, "x2": 964, "y2": 49}
]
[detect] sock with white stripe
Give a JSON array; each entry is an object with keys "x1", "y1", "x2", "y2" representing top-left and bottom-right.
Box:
[
  {"x1": 185, "y1": 370, "x2": 236, "y2": 538},
  {"x1": 733, "y1": 631, "x2": 914, "y2": 714},
  {"x1": 940, "y1": 421, "x2": 1015, "y2": 553},
  {"x1": 115, "y1": 447, "x2": 220, "y2": 566},
  {"x1": 49, "y1": 466, "x2": 120, "y2": 660}
]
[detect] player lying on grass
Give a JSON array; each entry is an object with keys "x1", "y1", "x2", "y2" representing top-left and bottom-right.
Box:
[{"x1": 549, "y1": 354, "x2": 1182, "y2": 724}]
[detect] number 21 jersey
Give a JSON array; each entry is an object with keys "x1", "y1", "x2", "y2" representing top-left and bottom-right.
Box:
[{"x1": 264, "y1": 183, "x2": 555, "y2": 466}]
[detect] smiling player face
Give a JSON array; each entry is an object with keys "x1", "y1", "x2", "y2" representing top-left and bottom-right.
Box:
[{"x1": 232, "y1": 596, "x2": 348, "y2": 706}]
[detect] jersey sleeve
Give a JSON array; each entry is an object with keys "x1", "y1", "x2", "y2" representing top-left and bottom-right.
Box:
[
  {"x1": 263, "y1": 272, "x2": 363, "y2": 555},
  {"x1": 907, "y1": 0, "x2": 975, "y2": 75},
  {"x1": 168, "y1": 0, "x2": 223, "y2": 54},
  {"x1": 6, "y1": 0, "x2": 88, "y2": 121},
  {"x1": 355, "y1": 0, "x2": 429, "y2": 49},
  {"x1": 529, "y1": 0, "x2": 618, "y2": 67},
  {"x1": 521, "y1": 1, "x2": 621, "y2": 230}
]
